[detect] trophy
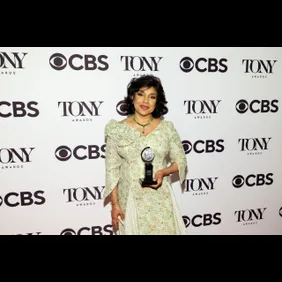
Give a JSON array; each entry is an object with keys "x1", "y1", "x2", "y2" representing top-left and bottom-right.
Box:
[{"x1": 139, "y1": 147, "x2": 158, "y2": 187}]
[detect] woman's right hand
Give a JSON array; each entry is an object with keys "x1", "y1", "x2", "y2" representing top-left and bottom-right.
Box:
[{"x1": 111, "y1": 203, "x2": 125, "y2": 233}]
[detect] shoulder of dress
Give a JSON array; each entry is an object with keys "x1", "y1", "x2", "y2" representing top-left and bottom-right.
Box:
[
  {"x1": 162, "y1": 120, "x2": 180, "y2": 136},
  {"x1": 162, "y1": 119, "x2": 174, "y2": 128},
  {"x1": 105, "y1": 119, "x2": 123, "y2": 134},
  {"x1": 104, "y1": 119, "x2": 116, "y2": 129},
  {"x1": 104, "y1": 119, "x2": 140, "y2": 147}
]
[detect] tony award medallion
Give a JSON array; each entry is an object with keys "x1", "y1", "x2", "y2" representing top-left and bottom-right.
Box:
[{"x1": 140, "y1": 147, "x2": 157, "y2": 187}]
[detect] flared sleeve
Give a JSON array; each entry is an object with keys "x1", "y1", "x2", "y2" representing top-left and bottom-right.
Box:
[
  {"x1": 103, "y1": 119, "x2": 140, "y2": 202},
  {"x1": 167, "y1": 121, "x2": 188, "y2": 184},
  {"x1": 104, "y1": 125, "x2": 122, "y2": 201}
]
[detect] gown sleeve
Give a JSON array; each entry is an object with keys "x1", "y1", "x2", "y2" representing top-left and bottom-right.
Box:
[
  {"x1": 167, "y1": 121, "x2": 188, "y2": 184},
  {"x1": 103, "y1": 129, "x2": 123, "y2": 202}
]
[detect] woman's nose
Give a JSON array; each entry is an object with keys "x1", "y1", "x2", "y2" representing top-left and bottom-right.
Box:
[{"x1": 143, "y1": 96, "x2": 149, "y2": 103}]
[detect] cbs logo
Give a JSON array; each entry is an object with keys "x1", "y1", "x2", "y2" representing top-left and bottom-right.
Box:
[
  {"x1": 182, "y1": 139, "x2": 224, "y2": 154},
  {"x1": 116, "y1": 100, "x2": 128, "y2": 116},
  {"x1": 182, "y1": 213, "x2": 221, "y2": 227},
  {"x1": 232, "y1": 173, "x2": 273, "y2": 188},
  {"x1": 60, "y1": 225, "x2": 113, "y2": 235},
  {"x1": 49, "y1": 53, "x2": 109, "y2": 71},
  {"x1": 55, "y1": 145, "x2": 106, "y2": 161},
  {"x1": 179, "y1": 57, "x2": 228, "y2": 73},
  {"x1": 236, "y1": 99, "x2": 279, "y2": 114}
]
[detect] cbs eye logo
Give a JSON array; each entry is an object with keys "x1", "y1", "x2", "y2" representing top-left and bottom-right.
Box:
[
  {"x1": 279, "y1": 207, "x2": 282, "y2": 217},
  {"x1": 180, "y1": 57, "x2": 194, "y2": 72},
  {"x1": 182, "y1": 140, "x2": 192, "y2": 154},
  {"x1": 232, "y1": 175, "x2": 245, "y2": 188},
  {"x1": 61, "y1": 228, "x2": 76, "y2": 235},
  {"x1": 55, "y1": 146, "x2": 71, "y2": 161},
  {"x1": 49, "y1": 53, "x2": 67, "y2": 70},
  {"x1": 116, "y1": 100, "x2": 128, "y2": 116},
  {"x1": 236, "y1": 99, "x2": 249, "y2": 113},
  {"x1": 182, "y1": 216, "x2": 190, "y2": 227}
]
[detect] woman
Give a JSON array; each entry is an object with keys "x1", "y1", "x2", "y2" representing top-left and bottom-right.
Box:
[{"x1": 104, "y1": 74, "x2": 188, "y2": 235}]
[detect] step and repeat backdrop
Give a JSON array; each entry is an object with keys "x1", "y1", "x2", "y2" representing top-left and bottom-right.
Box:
[{"x1": 1, "y1": 47, "x2": 282, "y2": 235}]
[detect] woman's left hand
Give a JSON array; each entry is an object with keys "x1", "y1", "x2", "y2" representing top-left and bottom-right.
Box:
[{"x1": 149, "y1": 170, "x2": 164, "y2": 189}]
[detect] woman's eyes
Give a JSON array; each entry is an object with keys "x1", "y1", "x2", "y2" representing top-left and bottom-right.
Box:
[{"x1": 137, "y1": 93, "x2": 156, "y2": 99}]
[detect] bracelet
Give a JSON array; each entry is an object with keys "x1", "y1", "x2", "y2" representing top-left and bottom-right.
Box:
[{"x1": 111, "y1": 200, "x2": 118, "y2": 205}]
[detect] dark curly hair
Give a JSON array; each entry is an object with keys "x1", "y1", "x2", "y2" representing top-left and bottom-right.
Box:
[{"x1": 123, "y1": 74, "x2": 168, "y2": 118}]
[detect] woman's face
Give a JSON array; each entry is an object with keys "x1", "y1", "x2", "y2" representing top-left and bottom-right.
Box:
[{"x1": 133, "y1": 86, "x2": 157, "y2": 116}]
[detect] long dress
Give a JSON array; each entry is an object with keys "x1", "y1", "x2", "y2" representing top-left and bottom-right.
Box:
[{"x1": 104, "y1": 118, "x2": 188, "y2": 235}]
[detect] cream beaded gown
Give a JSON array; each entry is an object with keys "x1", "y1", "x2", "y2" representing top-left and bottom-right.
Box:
[{"x1": 104, "y1": 119, "x2": 188, "y2": 235}]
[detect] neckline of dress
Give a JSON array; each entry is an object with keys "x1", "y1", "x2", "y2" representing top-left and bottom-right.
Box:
[{"x1": 121, "y1": 119, "x2": 163, "y2": 138}]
